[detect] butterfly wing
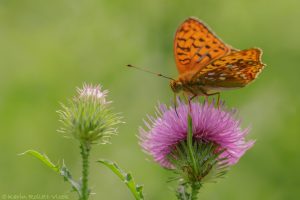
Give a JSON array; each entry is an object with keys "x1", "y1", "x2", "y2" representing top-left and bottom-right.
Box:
[
  {"x1": 194, "y1": 48, "x2": 265, "y2": 88},
  {"x1": 174, "y1": 17, "x2": 232, "y2": 74}
]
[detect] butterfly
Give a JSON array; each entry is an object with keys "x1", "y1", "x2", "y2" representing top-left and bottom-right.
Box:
[{"x1": 170, "y1": 17, "x2": 265, "y2": 101}]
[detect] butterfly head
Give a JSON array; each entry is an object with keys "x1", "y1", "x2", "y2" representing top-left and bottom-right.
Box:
[{"x1": 170, "y1": 80, "x2": 183, "y2": 93}]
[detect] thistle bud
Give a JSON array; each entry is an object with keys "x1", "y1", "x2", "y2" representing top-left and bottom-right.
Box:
[{"x1": 58, "y1": 84, "x2": 122, "y2": 145}]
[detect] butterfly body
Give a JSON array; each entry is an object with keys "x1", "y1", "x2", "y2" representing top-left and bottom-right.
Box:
[
  {"x1": 170, "y1": 72, "x2": 241, "y2": 96},
  {"x1": 171, "y1": 17, "x2": 265, "y2": 97}
]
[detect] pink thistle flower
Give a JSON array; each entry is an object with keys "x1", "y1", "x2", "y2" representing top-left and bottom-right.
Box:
[
  {"x1": 140, "y1": 100, "x2": 254, "y2": 169},
  {"x1": 77, "y1": 83, "x2": 110, "y2": 105}
]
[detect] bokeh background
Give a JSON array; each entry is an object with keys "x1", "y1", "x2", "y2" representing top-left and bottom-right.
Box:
[{"x1": 0, "y1": 0, "x2": 299, "y2": 199}]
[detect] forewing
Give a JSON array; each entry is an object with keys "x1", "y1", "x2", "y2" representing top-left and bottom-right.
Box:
[
  {"x1": 194, "y1": 48, "x2": 265, "y2": 88},
  {"x1": 174, "y1": 17, "x2": 232, "y2": 74}
]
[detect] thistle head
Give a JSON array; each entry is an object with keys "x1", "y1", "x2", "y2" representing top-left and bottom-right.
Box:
[
  {"x1": 140, "y1": 99, "x2": 254, "y2": 185},
  {"x1": 57, "y1": 83, "x2": 122, "y2": 145}
]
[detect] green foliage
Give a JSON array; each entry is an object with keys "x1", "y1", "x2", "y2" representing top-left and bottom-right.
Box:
[
  {"x1": 98, "y1": 159, "x2": 144, "y2": 200},
  {"x1": 19, "y1": 150, "x2": 59, "y2": 173},
  {"x1": 20, "y1": 150, "x2": 82, "y2": 197},
  {"x1": 170, "y1": 142, "x2": 228, "y2": 199},
  {"x1": 168, "y1": 131, "x2": 229, "y2": 185},
  {"x1": 176, "y1": 183, "x2": 201, "y2": 200},
  {"x1": 80, "y1": 144, "x2": 91, "y2": 200},
  {"x1": 21, "y1": 84, "x2": 126, "y2": 200},
  {"x1": 168, "y1": 115, "x2": 229, "y2": 200}
]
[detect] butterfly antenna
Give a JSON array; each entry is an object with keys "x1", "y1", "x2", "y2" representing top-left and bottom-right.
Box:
[{"x1": 126, "y1": 64, "x2": 175, "y2": 81}]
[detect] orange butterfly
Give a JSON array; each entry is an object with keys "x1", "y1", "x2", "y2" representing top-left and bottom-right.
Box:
[
  {"x1": 170, "y1": 17, "x2": 265, "y2": 101},
  {"x1": 128, "y1": 17, "x2": 265, "y2": 102}
]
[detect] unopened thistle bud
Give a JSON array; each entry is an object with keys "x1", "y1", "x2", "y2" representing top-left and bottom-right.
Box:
[{"x1": 58, "y1": 83, "x2": 122, "y2": 145}]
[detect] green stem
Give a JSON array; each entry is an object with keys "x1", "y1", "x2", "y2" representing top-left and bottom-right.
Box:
[
  {"x1": 190, "y1": 182, "x2": 201, "y2": 200},
  {"x1": 176, "y1": 182, "x2": 201, "y2": 200},
  {"x1": 187, "y1": 114, "x2": 198, "y2": 174},
  {"x1": 80, "y1": 143, "x2": 90, "y2": 200}
]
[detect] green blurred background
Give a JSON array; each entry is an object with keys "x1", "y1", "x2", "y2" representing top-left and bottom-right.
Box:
[{"x1": 0, "y1": 0, "x2": 299, "y2": 199}]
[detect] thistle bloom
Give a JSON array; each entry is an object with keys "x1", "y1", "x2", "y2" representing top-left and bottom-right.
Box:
[
  {"x1": 140, "y1": 100, "x2": 254, "y2": 169},
  {"x1": 58, "y1": 83, "x2": 122, "y2": 145},
  {"x1": 78, "y1": 84, "x2": 110, "y2": 105}
]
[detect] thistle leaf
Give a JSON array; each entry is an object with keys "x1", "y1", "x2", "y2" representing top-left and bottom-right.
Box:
[
  {"x1": 60, "y1": 162, "x2": 82, "y2": 196},
  {"x1": 20, "y1": 150, "x2": 81, "y2": 197},
  {"x1": 97, "y1": 159, "x2": 144, "y2": 200},
  {"x1": 19, "y1": 150, "x2": 59, "y2": 173}
]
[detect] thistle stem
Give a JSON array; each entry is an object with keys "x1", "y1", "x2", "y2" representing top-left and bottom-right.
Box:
[
  {"x1": 190, "y1": 182, "x2": 201, "y2": 200},
  {"x1": 187, "y1": 114, "x2": 198, "y2": 174},
  {"x1": 176, "y1": 182, "x2": 201, "y2": 200},
  {"x1": 80, "y1": 143, "x2": 90, "y2": 200}
]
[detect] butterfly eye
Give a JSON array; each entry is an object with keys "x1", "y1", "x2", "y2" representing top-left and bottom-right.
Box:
[{"x1": 170, "y1": 80, "x2": 183, "y2": 93}]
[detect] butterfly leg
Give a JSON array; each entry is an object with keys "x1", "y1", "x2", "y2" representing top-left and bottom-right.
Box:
[
  {"x1": 174, "y1": 93, "x2": 179, "y2": 117},
  {"x1": 198, "y1": 88, "x2": 211, "y2": 105},
  {"x1": 189, "y1": 94, "x2": 198, "y2": 101},
  {"x1": 187, "y1": 94, "x2": 198, "y2": 112},
  {"x1": 188, "y1": 95, "x2": 192, "y2": 113},
  {"x1": 203, "y1": 95, "x2": 209, "y2": 105},
  {"x1": 216, "y1": 92, "x2": 220, "y2": 108},
  {"x1": 203, "y1": 92, "x2": 221, "y2": 108},
  {"x1": 183, "y1": 90, "x2": 197, "y2": 112}
]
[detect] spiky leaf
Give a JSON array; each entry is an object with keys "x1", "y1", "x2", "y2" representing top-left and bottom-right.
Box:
[
  {"x1": 20, "y1": 150, "x2": 81, "y2": 196},
  {"x1": 97, "y1": 159, "x2": 144, "y2": 200}
]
